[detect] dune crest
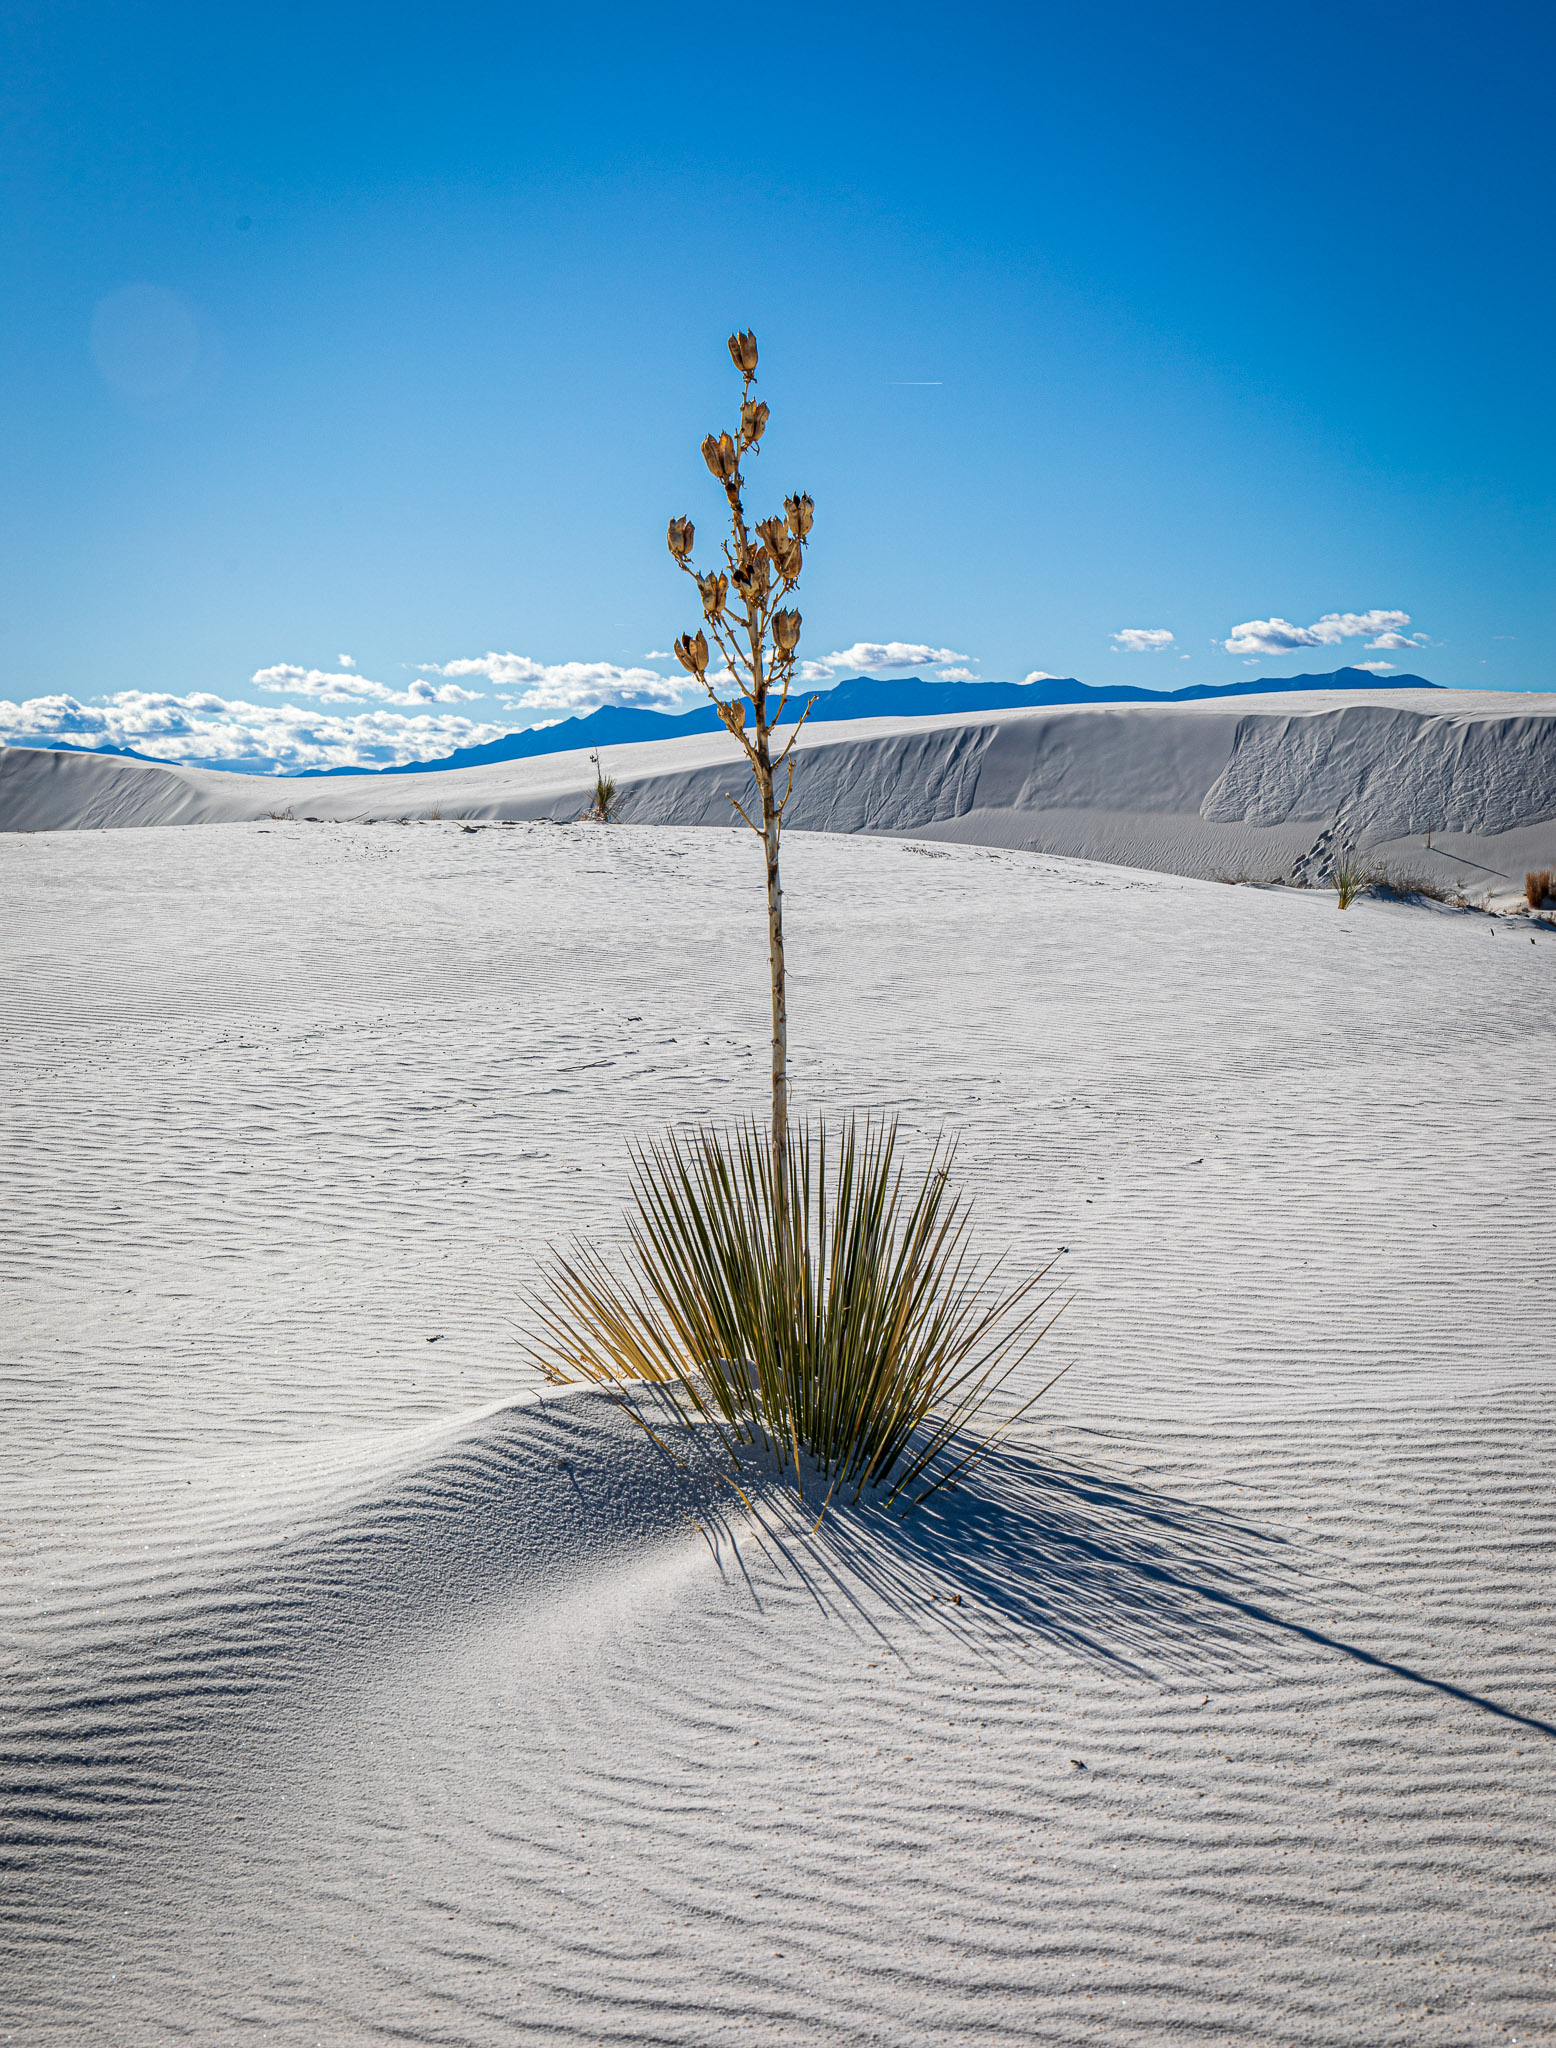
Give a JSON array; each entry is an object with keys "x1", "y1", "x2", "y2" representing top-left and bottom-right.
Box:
[{"x1": 5, "y1": 688, "x2": 1554, "y2": 898}]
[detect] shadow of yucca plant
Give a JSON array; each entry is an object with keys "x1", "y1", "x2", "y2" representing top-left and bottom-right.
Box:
[{"x1": 526, "y1": 1116, "x2": 1066, "y2": 1515}]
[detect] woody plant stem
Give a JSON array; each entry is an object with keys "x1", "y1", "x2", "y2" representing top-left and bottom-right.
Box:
[{"x1": 667, "y1": 330, "x2": 815, "y2": 1208}]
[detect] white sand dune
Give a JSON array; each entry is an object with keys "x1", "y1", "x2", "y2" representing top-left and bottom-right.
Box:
[
  {"x1": 4, "y1": 816, "x2": 1554, "y2": 2043},
  {"x1": 5, "y1": 687, "x2": 1555, "y2": 904}
]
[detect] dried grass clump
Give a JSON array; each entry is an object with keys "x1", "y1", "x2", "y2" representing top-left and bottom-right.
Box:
[
  {"x1": 1369, "y1": 865, "x2": 1453, "y2": 904},
  {"x1": 1329, "y1": 845, "x2": 1368, "y2": 909},
  {"x1": 526, "y1": 1116, "x2": 1064, "y2": 1515},
  {"x1": 1326, "y1": 851, "x2": 1464, "y2": 908},
  {"x1": 1526, "y1": 869, "x2": 1554, "y2": 910}
]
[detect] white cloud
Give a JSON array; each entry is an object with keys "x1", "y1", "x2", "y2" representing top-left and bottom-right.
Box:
[
  {"x1": 1021, "y1": 670, "x2": 1062, "y2": 684},
  {"x1": 1223, "y1": 618, "x2": 1314, "y2": 656},
  {"x1": 0, "y1": 690, "x2": 507, "y2": 775},
  {"x1": 338, "y1": 653, "x2": 355, "y2": 668},
  {"x1": 250, "y1": 662, "x2": 483, "y2": 707},
  {"x1": 1222, "y1": 609, "x2": 1427, "y2": 658},
  {"x1": 936, "y1": 667, "x2": 978, "y2": 683},
  {"x1": 794, "y1": 641, "x2": 972, "y2": 685},
  {"x1": 398, "y1": 676, "x2": 487, "y2": 705},
  {"x1": 1353, "y1": 660, "x2": 1397, "y2": 672},
  {"x1": 251, "y1": 662, "x2": 376, "y2": 704},
  {"x1": 425, "y1": 652, "x2": 683, "y2": 716},
  {"x1": 1111, "y1": 628, "x2": 1175, "y2": 653}
]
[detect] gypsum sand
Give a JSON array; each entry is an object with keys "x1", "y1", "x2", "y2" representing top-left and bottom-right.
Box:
[{"x1": 2, "y1": 817, "x2": 1554, "y2": 2046}]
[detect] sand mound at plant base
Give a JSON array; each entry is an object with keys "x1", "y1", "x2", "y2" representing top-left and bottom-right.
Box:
[{"x1": 4, "y1": 820, "x2": 1554, "y2": 2044}]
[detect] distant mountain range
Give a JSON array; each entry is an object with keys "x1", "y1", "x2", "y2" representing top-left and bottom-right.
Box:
[
  {"x1": 16, "y1": 668, "x2": 1440, "y2": 778},
  {"x1": 296, "y1": 666, "x2": 1439, "y2": 778},
  {"x1": 29, "y1": 740, "x2": 185, "y2": 766}
]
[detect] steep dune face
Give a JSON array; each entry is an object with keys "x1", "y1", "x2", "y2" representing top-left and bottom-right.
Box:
[
  {"x1": 620, "y1": 707, "x2": 1249, "y2": 834},
  {"x1": 1200, "y1": 702, "x2": 1556, "y2": 840},
  {"x1": 5, "y1": 692, "x2": 1555, "y2": 889}
]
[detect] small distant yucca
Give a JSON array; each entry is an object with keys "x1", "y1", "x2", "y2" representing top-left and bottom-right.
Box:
[
  {"x1": 1329, "y1": 844, "x2": 1368, "y2": 910},
  {"x1": 585, "y1": 749, "x2": 619, "y2": 824},
  {"x1": 1526, "y1": 868, "x2": 1554, "y2": 910}
]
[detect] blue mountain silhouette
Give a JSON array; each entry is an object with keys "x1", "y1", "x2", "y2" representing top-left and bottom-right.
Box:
[{"x1": 296, "y1": 666, "x2": 1439, "y2": 778}]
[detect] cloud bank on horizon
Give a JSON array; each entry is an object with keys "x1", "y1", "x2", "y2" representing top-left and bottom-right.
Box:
[
  {"x1": 0, "y1": 689, "x2": 510, "y2": 773},
  {"x1": 422, "y1": 641, "x2": 978, "y2": 707},
  {"x1": 0, "y1": 608, "x2": 1433, "y2": 773},
  {"x1": 0, "y1": 644, "x2": 974, "y2": 774}
]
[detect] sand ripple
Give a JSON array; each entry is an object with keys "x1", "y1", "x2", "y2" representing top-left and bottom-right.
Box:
[{"x1": 3, "y1": 820, "x2": 1553, "y2": 2044}]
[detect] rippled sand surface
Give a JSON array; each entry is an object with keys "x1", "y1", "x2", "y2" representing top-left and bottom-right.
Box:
[{"x1": 4, "y1": 819, "x2": 1553, "y2": 2045}]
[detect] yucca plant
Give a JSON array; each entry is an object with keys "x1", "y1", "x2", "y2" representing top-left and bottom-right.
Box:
[
  {"x1": 1329, "y1": 843, "x2": 1368, "y2": 909},
  {"x1": 1526, "y1": 868, "x2": 1554, "y2": 911},
  {"x1": 526, "y1": 333, "x2": 1066, "y2": 1514},
  {"x1": 527, "y1": 1116, "x2": 1065, "y2": 1513},
  {"x1": 585, "y1": 748, "x2": 620, "y2": 823}
]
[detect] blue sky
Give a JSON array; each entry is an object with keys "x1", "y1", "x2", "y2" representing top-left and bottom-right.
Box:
[{"x1": 1, "y1": 0, "x2": 1551, "y2": 770}]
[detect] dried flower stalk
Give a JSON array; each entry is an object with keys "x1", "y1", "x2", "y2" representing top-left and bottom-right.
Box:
[{"x1": 666, "y1": 330, "x2": 815, "y2": 1202}]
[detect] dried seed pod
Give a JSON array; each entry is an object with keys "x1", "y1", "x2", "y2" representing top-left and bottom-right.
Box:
[
  {"x1": 740, "y1": 400, "x2": 769, "y2": 450},
  {"x1": 734, "y1": 552, "x2": 771, "y2": 605},
  {"x1": 697, "y1": 571, "x2": 728, "y2": 619},
  {"x1": 701, "y1": 432, "x2": 738, "y2": 481},
  {"x1": 773, "y1": 608, "x2": 802, "y2": 655},
  {"x1": 727, "y1": 329, "x2": 759, "y2": 376},
  {"x1": 674, "y1": 630, "x2": 710, "y2": 676},
  {"x1": 773, "y1": 535, "x2": 803, "y2": 583},
  {"x1": 666, "y1": 516, "x2": 695, "y2": 560},
  {"x1": 755, "y1": 516, "x2": 786, "y2": 555},
  {"x1": 784, "y1": 493, "x2": 814, "y2": 539}
]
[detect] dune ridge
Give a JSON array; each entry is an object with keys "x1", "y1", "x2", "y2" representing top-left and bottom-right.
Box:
[{"x1": 4, "y1": 689, "x2": 1554, "y2": 901}]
